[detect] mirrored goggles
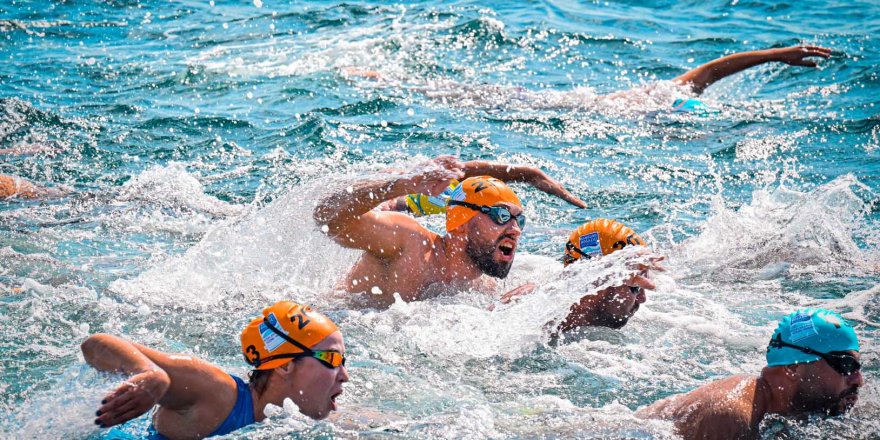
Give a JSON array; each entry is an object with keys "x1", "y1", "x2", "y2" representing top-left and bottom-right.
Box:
[
  {"x1": 250, "y1": 317, "x2": 347, "y2": 370},
  {"x1": 448, "y1": 200, "x2": 526, "y2": 229}
]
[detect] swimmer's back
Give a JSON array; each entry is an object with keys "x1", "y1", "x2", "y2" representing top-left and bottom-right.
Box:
[{"x1": 638, "y1": 375, "x2": 758, "y2": 440}]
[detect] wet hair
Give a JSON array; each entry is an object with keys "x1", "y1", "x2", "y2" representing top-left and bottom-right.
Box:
[{"x1": 248, "y1": 368, "x2": 273, "y2": 396}]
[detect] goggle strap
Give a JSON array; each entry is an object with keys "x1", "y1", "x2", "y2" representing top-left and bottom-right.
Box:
[
  {"x1": 566, "y1": 241, "x2": 592, "y2": 259},
  {"x1": 262, "y1": 317, "x2": 315, "y2": 355}
]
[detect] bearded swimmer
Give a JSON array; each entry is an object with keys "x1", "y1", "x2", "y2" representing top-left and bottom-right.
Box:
[
  {"x1": 637, "y1": 308, "x2": 864, "y2": 440},
  {"x1": 315, "y1": 157, "x2": 556, "y2": 308},
  {"x1": 82, "y1": 301, "x2": 348, "y2": 439},
  {"x1": 381, "y1": 179, "x2": 660, "y2": 330}
]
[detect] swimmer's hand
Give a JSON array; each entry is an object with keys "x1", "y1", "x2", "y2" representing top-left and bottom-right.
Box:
[
  {"x1": 342, "y1": 67, "x2": 383, "y2": 80},
  {"x1": 623, "y1": 250, "x2": 665, "y2": 290},
  {"x1": 499, "y1": 282, "x2": 538, "y2": 304},
  {"x1": 771, "y1": 45, "x2": 832, "y2": 67},
  {"x1": 407, "y1": 155, "x2": 465, "y2": 195},
  {"x1": 95, "y1": 369, "x2": 170, "y2": 428},
  {"x1": 523, "y1": 171, "x2": 587, "y2": 209}
]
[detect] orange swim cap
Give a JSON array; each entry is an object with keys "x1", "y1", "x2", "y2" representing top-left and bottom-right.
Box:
[
  {"x1": 240, "y1": 301, "x2": 339, "y2": 370},
  {"x1": 446, "y1": 176, "x2": 522, "y2": 232},
  {"x1": 563, "y1": 219, "x2": 646, "y2": 266}
]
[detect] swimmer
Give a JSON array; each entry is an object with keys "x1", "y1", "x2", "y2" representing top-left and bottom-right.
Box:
[
  {"x1": 315, "y1": 156, "x2": 532, "y2": 308},
  {"x1": 81, "y1": 301, "x2": 348, "y2": 439},
  {"x1": 379, "y1": 157, "x2": 587, "y2": 215},
  {"x1": 637, "y1": 308, "x2": 864, "y2": 440},
  {"x1": 0, "y1": 173, "x2": 66, "y2": 199},
  {"x1": 346, "y1": 45, "x2": 832, "y2": 114},
  {"x1": 500, "y1": 219, "x2": 663, "y2": 331}
]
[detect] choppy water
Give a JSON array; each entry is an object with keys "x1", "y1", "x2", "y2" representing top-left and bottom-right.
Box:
[{"x1": 1, "y1": 0, "x2": 879, "y2": 438}]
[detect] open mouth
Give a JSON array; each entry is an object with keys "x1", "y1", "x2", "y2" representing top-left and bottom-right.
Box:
[
  {"x1": 330, "y1": 390, "x2": 343, "y2": 410},
  {"x1": 498, "y1": 239, "x2": 516, "y2": 259}
]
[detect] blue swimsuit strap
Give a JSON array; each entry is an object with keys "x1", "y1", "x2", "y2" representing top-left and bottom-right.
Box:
[
  {"x1": 208, "y1": 375, "x2": 256, "y2": 436},
  {"x1": 147, "y1": 374, "x2": 256, "y2": 439}
]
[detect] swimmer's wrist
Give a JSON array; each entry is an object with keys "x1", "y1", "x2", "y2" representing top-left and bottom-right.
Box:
[{"x1": 135, "y1": 368, "x2": 171, "y2": 401}]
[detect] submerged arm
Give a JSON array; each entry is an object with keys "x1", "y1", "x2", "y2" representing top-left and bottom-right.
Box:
[{"x1": 674, "y1": 45, "x2": 832, "y2": 95}]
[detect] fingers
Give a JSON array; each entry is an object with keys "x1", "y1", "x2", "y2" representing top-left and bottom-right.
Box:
[
  {"x1": 801, "y1": 45, "x2": 832, "y2": 57},
  {"x1": 627, "y1": 274, "x2": 656, "y2": 290},
  {"x1": 97, "y1": 396, "x2": 150, "y2": 428},
  {"x1": 98, "y1": 387, "x2": 136, "y2": 417},
  {"x1": 566, "y1": 194, "x2": 588, "y2": 209},
  {"x1": 432, "y1": 155, "x2": 464, "y2": 172},
  {"x1": 96, "y1": 392, "x2": 135, "y2": 427},
  {"x1": 637, "y1": 262, "x2": 666, "y2": 272}
]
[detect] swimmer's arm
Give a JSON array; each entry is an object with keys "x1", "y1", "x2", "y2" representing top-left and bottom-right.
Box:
[
  {"x1": 685, "y1": 411, "x2": 753, "y2": 440},
  {"x1": 499, "y1": 282, "x2": 538, "y2": 304},
  {"x1": 380, "y1": 161, "x2": 587, "y2": 213},
  {"x1": 82, "y1": 334, "x2": 172, "y2": 427},
  {"x1": 0, "y1": 174, "x2": 41, "y2": 199},
  {"x1": 82, "y1": 334, "x2": 231, "y2": 426},
  {"x1": 460, "y1": 161, "x2": 587, "y2": 208},
  {"x1": 674, "y1": 45, "x2": 832, "y2": 95},
  {"x1": 315, "y1": 163, "x2": 464, "y2": 256}
]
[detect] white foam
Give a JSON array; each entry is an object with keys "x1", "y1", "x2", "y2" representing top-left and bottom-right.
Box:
[{"x1": 672, "y1": 174, "x2": 878, "y2": 277}]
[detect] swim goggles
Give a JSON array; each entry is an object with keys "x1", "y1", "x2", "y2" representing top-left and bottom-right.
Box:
[
  {"x1": 768, "y1": 334, "x2": 860, "y2": 376},
  {"x1": 448, "y1": 200, "x2": 526, "y2": 229},
  {"x1": 563, "y1": 240, "x2": 597, "y2": 264},
  {"x1": 252, "y1": 317, "x2": 346, "y2": 369}
]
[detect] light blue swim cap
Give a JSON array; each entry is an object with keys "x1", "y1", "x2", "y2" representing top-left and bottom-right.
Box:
[
  {"x1": 766, "y1": 308, "x2": 860, "y2": 367},
  {"x1": 671, "y1": 98, "x2": 715, "y2": 115}
]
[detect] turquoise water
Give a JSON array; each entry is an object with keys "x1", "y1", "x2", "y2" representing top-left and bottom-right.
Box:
[{"x1": 1, "y1": 0, "x2": 878, "y2": 438}]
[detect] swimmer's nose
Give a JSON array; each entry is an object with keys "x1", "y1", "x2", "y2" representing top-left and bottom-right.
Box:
[
  {"x1": 506, "y1": 221, "x2": 522, "y2": 237},
  {"x1": 847, "y1": 369, "x2": 864, "y2": 388},
  {"x1": 339, "y1": 363, "x2": 351, "y2": 383},
  {"x1": 636, "y1": 289, "x2": 647, "y2": 304}
]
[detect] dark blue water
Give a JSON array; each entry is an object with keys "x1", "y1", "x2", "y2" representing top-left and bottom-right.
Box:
[{"x1": 1, "y1": 1, "x2": 878, "y2": 438}]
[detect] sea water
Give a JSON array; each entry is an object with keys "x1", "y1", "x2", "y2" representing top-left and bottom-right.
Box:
[{"x1": 1, "y1": 0, "x2": 878, "y2": 438}]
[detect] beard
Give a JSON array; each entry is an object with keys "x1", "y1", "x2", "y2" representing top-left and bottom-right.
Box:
[
  {"x1": 829, "y1": 388, "x2": 860, "y2": 416},
  {"x1": 466, "y1": 235, "x2": 512, "y2": 279}
]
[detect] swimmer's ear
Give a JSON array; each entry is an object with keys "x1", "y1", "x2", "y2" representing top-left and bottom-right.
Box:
[
  {"x1": 277, "y1": 360, "x2": 298, "y2": 377},
  {"x1": 781, "y1": 364, "x2": 800, "y2": 380}
]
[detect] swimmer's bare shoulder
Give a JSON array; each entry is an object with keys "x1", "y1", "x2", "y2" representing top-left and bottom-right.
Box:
[
  {"x1": 315, "y1": 159, "x2": 464, "y2": 303},
  {"x1": 637, "y1": 375, "x2": 759, "y2": 440}
]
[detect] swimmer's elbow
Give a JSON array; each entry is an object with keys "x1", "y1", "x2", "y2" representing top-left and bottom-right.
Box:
[{"x1": 81, "y1": 333, "x2": 113, "y2": 362}]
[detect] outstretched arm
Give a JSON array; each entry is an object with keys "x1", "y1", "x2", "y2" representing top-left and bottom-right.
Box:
[
  {"x1": 460, "y1": 161, "x2": 587, "y2": 208},
  {"x1": 674, "y1": 45, "x2": 832, "y2": 95},
  {"x1": 314, "y1": 157, "x2": 465, "y2": 257},
  {"x1": 379, "y1": 159, "x2": 587, "y2": 215}
]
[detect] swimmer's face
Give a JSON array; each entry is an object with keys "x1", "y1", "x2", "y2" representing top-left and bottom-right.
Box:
[
  {"x1": 594, "y1": 284, "x2": 647, "y2": 329},
  {"x1": 283, "y1": 331, "x2": 349, "y2": 420},
  {"x1": 795, "y1": 351, "x2": 863, "y2": 416},
  {"x1": 464, "y1": 202, "x2": 523, "y2": 279}
]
